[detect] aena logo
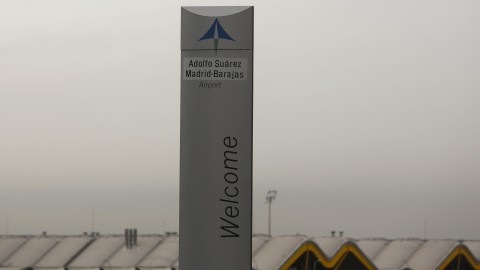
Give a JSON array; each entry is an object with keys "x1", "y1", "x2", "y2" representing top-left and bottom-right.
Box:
[{"x1": 198, "y1": 18, "x2": 234, "y2": 52}]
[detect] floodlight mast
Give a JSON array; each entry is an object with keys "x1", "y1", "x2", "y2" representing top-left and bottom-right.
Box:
[{"x1": 265, "y1": 190, "x2": 277, "y2": 236}]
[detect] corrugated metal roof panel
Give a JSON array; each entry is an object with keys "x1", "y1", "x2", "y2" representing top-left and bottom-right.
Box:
[
  {"x1": 5, "y1": 237, "x2": 60, "y2": 267},
  {"x1": 252, "y1": 235, "x2": 307, "y2": 270},
  {"x1": 252, "y1": 234, "x2": 270, "y2": 255},
  {"x1": 67, "y1": 236, "x2": 123, "y2": 268},
  {"x1": 463, "y1": 241, "x2": 480, "y2": 260},
  {"x1": 403, "y1": 240, "x2": 458, "y2": 270},
  {"x1": 356, "y1": 238, "x2": 389, "y2": 261},
  {"x1": 2, "y1": 235, "x2": 480, "y2": 270},
  {"x1": 171, "y1": 259, "x2": 178, "y2": 269},
  {"x1": 33, "y1": 267, "x2": 65, "y2": 270},
  {"x1": 105, "y1": 237, "x2": 163, "y2": 268},
  {"x1": 101, "y1": 268, "x2": 135, "y2": 270},
  {"x1": 0, "y1": 237, "x2": 28, "y2": 264},
  {"x1": 137, "y1": 236, "x2": 178, "y2": 268},
  {"x1": 66, "y1": 268, "x2": 98, "y2": 270},
  {"x1": 311, "y1": 237, "x2": 350, "y2": 259},
  {"x1": 137, "y1": 268, "x2": 171, "y2": 270},
  {"x1": 34, "y1": 237, "x2": 93, "y2": 268},
  {"x1": 373, "y1": 239, "x2": 423, "y2": 270},
  {"x1": 0, "y1": 267, "x2": 25, "y2": 270}
]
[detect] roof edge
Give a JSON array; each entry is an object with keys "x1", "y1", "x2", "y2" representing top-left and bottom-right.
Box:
[
  {"x1": 278, "y1": 240, "x2": 377, "y2": 270},
  {"x1": 436, "y1": 245, "x2": 480, "y2": 270}
]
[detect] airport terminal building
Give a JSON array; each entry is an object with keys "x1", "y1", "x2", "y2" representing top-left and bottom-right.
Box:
[{"x1": 1, "y1": 233, "x2": 480, "y2": 270}]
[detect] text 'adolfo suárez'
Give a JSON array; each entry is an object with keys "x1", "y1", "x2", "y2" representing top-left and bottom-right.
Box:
[{"x1": 183, "y1": 57, "x2": 247, "y2": 81}]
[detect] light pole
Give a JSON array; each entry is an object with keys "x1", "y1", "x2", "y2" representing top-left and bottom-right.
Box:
[{"x1": 265, "y1": 190, "x2": 277, "y2": 236}]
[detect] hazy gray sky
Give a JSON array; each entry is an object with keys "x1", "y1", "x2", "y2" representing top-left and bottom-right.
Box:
[{"x1": 1, "y1": 0, "x2": 479, "y2": 240}]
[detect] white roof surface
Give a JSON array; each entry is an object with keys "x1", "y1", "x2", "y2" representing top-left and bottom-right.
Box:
[
  {"x1": 34, "y1": 237, "x2": 93, "y2": 268},
  {"x1": 373, "y1": 239, "x2": 423, "y2": 270},
  {"x1": 311, "y1": 237, "x2": 350, "y2": 259},
  {"x1": 252, "y1": 234, "x2": 271, "y2": 255},
  {"x1": 404, "y1": 240, "x2": 458, "y2": 270},
  {"x1": 252, "y1": 235, "x2": 307, "y2": 270},
  {"x1": 0, "y1": 267, "x2": 24, "y2": 270},
  {"x1": 464, "y1": 241, "x2": 480, "y2": 260},
  {"x1": 1, "y1": 235, "x2": 480, "y2": 270},
  {"x1": 105, "y1": 236, "x2": 163, "y2": 268},
  {"x1": 67, "y1": 236, "x2": 123, "y2": 268},
  {"x1": 0, "y1": 237, "x2": 28, "y2": 264},
  {"x1": 137, "y1": 236, "x2": 178, "y2": 268},
  {"x1": 356, "y1": 238, "x2": 389, "y2": 260},
  {"x1": 3, "y1": 237, "x2": 60, "y2": 267}
]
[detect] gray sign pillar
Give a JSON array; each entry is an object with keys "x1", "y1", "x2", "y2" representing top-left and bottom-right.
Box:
[{"x1": 180, "y1": 6, "x2": 253, "y2": 270}]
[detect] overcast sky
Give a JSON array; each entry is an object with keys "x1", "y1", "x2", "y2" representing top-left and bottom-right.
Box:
[{"x1": 1, "y1": 0, "x2": 479, "y2": 240}]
